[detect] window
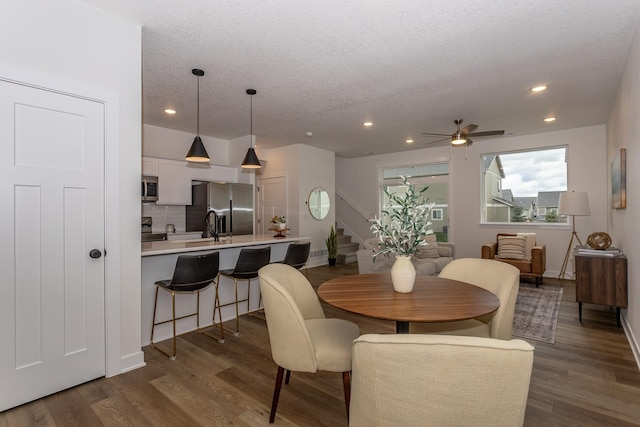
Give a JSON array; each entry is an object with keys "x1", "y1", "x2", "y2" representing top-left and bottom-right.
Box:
[
  {"x1": 481, "y1": 146, "x2": 568, "y2": 224},
  {"x1": 381, "y1": 163, "x2": 449, "y2": 241}
]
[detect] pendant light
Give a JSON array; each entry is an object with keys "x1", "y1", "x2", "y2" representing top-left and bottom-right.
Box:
[
  {"x1": 185, "y1": 68, "x2": 210, "y2": 162},
  {"x1": 241, "y1": 88, "x2": 262, "y2": 169}
]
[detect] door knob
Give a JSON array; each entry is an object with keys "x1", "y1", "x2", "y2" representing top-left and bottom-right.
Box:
[{"x1": 89, "y1": 249, "x2": 102, "y2": 259}]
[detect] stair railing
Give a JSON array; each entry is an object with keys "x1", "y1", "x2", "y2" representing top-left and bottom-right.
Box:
[{"x1": 335, "y1": 191, "x2": 373, "y2": 246}]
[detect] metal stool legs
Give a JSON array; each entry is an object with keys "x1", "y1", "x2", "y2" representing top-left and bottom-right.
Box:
[
  {"x1": 215, "y1": 274, "x2": 253, "y2": 336},
  {"x1": 150, "y1": 283, "x2": 225, "y2": 360}
]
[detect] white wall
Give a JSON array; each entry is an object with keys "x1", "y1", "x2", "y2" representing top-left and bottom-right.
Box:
[
  {"x1": 336, "y1": 125, "x2": 608, "y2": 278},
  {"x1": 0, "y1": 0, "x2": 143, "y2": 374},
  {"x1": 263, "y1": 144, "x2": 335, "y2": 265},
  {"x1": 608, "y1": 22, "x2": 640, "y2": 363},
  {"x1": 143, "y1": 124, "x2": 230, "y2": 165}
]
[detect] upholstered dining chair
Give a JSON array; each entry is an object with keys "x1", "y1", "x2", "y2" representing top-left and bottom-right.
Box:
[
  {"x1": 409, "y1": 258, "x2": 520, "y2": 340},
  {"x1": 217, "y1": 246, "x2": 271, "y2": 335},
  {"x1": 150, "y1": 251, "x2": 222, "y2": 360},
  {"x1": 258, "y1": 263, "x2": 360, "y2": 423},
  {"x1": 349, "y1": 334, "x2": 534, "y2": 427}
]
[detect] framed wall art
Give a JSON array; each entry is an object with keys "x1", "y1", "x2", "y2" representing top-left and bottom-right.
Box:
[{"x1": 611, "y1": 148, "x2": 626, "y2": 209}]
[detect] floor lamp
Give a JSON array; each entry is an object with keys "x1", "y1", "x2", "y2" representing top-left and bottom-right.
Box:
[{"x1": 558, "y1": 191, "x2": 590, "y2": 279}]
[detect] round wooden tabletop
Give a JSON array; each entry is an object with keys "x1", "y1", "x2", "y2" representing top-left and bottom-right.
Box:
[{"x1": 317, "y1": 273, "x2": 500, "y2": 324}]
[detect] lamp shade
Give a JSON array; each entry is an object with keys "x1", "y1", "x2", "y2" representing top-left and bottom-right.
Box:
[
  {"x1": 241, "y1": 88, "x2": 262, "y2": 169},
  {"x1": 558, "y1": 191, "x2": 590, "y2": 216},
  {"x1": 185, "y1": 68, "x2": 210, "y2": 163},
  {"x1": 185, "y1": 136, "x2": 210, "y2": 162},
  {"x1": 241, "y1": 147, "x2": 261, "y2": 168}
]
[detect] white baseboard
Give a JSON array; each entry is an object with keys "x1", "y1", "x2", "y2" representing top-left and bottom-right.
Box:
[
  {"x1": 621, "y1": 311, "x2": 640, "y2": 371},
  {"x1": 115, "y1": 351, "x2": 146, "y2": 376}
]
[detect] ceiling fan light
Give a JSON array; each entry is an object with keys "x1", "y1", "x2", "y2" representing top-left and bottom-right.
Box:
[
  {"x1": 186, "y1": 136, "x2": 210, "y2": 162},
  {"x1": 451, "y1": 132, "x2": 466, "y2": 146}
]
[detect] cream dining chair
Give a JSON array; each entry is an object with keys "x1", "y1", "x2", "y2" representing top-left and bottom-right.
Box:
[
  {"x1": 349, "y1": 334, "x2": 534, "y2": 426},
  {"x1": 258, "y1": 263, "x2": 360, "y2": 423},
  {"x1": 410, "y1": 258, "x2": 520, "y2": 340}
]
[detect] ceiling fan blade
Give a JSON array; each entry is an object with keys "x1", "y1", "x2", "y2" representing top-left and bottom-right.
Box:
[
  {"x1": 461, "y1": 124, "x2": 478, "y2": 135},
  {"x1": 423, "y1": 137, "x2": 449, "y2": 146},
  {"x1": 466, "y1": 138, "x2": 474, "y2": 146},
  {"x1": 421, "y1": 132, "x2": 450, "y2": 137},
  {"x1": 467, "y1": 130, "x2": 505, "y2": 137}
]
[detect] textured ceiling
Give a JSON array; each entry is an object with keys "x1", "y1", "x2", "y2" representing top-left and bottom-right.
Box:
[{"x1": 80, "y1": 0, "x2": 640, "y2": 157}]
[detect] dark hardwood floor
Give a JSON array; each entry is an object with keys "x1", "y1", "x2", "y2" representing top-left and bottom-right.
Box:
[{"x1": 2, "y1": 263, "x2": 640, "y2": 426}]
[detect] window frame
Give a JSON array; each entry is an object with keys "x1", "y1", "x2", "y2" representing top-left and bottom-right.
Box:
[{"x1": 480, "y1": 145, "x2": 569, "y2": 227}]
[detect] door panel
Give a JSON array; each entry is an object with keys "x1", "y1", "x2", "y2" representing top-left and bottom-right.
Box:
[
  {"x1": 0, "y1": 79, "x2": 105, "y2": 411},
  {"x1": 258, "y1": 176, "x2": 286, "y2": 235}
]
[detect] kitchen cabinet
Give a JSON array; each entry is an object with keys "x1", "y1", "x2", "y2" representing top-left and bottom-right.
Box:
[
  {"x1": 190, "y1": 163, "x2": 238, "y2": 182},
  {"x1": 142, "y1": 156, "x2": 159, "y2": 176},
  {"x1": 574, "y1": 253, "x2": 627, "y2": 327},
  {"x1": 157, "y1": 159, "x2": 192, "y2": 205}
]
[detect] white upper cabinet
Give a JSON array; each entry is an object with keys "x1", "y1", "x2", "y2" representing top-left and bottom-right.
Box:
[
  {"x1": 190, "y1": 163, "x2": 238, "y2": 183},
  {"x1": 142, "y1": 156, "x2": 159, "y2": 176},
  {"x1": 157, "y1": 159, "x2": 192, "y2": 205}
]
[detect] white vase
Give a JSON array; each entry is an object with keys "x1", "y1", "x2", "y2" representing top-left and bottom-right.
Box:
[
  {"x1": 279, "y1": 223, "x2": 286, "y2": 229},
  {"x1": 390, "y1": 255, "x2": 416, "y2": 293}
]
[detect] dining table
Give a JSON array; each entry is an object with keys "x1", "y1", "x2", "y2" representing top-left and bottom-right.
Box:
[{"x1": 317, "y1": 273, "x2": 500, "y2": 333}]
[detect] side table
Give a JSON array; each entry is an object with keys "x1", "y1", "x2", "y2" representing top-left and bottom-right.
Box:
[{"x1": 574, "y1": 253, "x2": 627, "y2": 327}]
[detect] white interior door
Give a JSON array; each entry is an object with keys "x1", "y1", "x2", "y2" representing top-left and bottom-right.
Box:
[
  {"x1": 258, "y1": 176, "x2": 287, "y2": 235},
  {"x1": 0, "y1": 79, "x2": 106, "y2": 411}
]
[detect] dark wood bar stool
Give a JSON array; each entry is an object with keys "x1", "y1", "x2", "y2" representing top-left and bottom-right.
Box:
[
  {"x1": 217, "y1": 246, "x2": 271, "y2": 335},
  {"x1": 150, "y1": 251, "x2": 223, "y2": 360}
]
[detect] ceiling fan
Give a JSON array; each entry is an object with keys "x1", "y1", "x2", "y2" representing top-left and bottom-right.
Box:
[{"x1": 422, "y1": 119, "x2": 505, "y2": 147}]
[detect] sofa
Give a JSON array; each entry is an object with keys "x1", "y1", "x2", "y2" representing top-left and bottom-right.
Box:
[
  {"x1": 356, "y1": 236, "x2": 455, "y2": 276},
  {"x1": 481, "y1": 232, "x2": 546, "y2": 287}
]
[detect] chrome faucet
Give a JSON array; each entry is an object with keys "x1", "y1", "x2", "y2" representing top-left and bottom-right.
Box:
[{"x1": 204, "y1": 209, "x2": 220, "y2": 241}]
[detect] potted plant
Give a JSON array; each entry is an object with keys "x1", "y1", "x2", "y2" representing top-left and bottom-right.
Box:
[
  {"x1": 369, "y1": 176, "x2": 435, "y2": 292},
  {"x1": 325, "y1": 225, "x2": 338, "y2": 266},
  {"x1": 271, "y1": 216, "x2": 287, "y2": 229}
]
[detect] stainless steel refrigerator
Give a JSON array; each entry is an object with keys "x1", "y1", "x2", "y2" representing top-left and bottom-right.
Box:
[{"x1": 186, "y1": 181, "x2": 254, "y2": 237}]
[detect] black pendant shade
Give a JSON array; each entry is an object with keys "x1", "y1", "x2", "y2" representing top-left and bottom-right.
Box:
[
  {"x1": 185, "y1": 68, "x2": 210, "y2": 163},
  {"x1": 241, "y1": 88, "x2": 262, "y2": 169},
  {"x1": 186, "y1": 136, "x2": 209, "y2": 162},
  {"x1": 241, "y1": 147, "x2": 261, "y2": 169}
]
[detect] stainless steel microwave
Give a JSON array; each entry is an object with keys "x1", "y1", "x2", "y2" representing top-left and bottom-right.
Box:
[{"x1": 142, "y1": 176, "x2": 158, "y2": 202}]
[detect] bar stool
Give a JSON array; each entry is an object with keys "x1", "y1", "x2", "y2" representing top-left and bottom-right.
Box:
[
  {"x1": 150, "y1": 251, "x2": 223, "y2": 360},
  {"x1": 217, "y1": 246, "x2": 271, "y2": 335},
  {"x1": 281, "y1": 241, "x2": 311, "y2": 276}
]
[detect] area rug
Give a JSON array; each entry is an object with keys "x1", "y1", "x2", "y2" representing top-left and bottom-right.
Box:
[{"x1": 512, "y1": 283, "x2": 563, "y2": 344}]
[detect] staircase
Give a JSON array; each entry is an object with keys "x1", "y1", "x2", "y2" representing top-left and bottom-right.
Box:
[{"x1": 336, "y1": 228, "x2": 359, "y2": 264}]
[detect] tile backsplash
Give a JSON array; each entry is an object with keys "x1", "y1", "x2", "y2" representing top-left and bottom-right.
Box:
[{"x1": 142, "y1": 204, "x2": 186, "y2": 233}]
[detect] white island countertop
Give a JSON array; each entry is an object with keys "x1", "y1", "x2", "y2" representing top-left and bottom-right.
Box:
[{"x1": 141, "y1": 233, "x2": 309, "y2": 257}]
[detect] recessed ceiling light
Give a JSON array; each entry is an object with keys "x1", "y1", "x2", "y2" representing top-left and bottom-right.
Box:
[
  {"x1": 544, "y1": 117, "x2": 556, "y2": 122},
  {"x1": 164, "y1": 109, "x2": 177, "y2": 114},
  {"x1": 405, "y1": 139, "x2": 414, "y2": 144},
  {"x1": 531, "y1": 85, "x2": 547, "y2": 92},
  {"x1": 363, "y1": 122, "x2": 373, "y2": 127}
]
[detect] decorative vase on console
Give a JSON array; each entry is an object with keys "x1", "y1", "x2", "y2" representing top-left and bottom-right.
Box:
[{"x1": 369, "y1": 176, "x2": 435, "y2": 293}]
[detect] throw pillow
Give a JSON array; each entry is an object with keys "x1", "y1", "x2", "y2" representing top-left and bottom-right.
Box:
[
  {"x1": 496, "y1": 235, "x2": 527, "y2": 260},
  {"x1": 517, "y1": 232, "x2": 536, "y2": 258},
  {"x1": 416, "y1": 234, "x2": 439, "y2": 258}
]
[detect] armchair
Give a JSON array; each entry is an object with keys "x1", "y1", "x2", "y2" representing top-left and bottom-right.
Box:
[{"x1": 481, "y1": 233, "x2": 546, "y2": 287}]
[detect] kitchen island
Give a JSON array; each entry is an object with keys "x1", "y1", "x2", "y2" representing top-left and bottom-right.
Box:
[{"x1": 142, "y1": 234, "x2": 309, "y2": 346}]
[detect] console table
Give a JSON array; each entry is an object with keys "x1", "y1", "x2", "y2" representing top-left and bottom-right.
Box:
[{"x1": 574, "y1": 253, "x2": 627, "y2": 327}]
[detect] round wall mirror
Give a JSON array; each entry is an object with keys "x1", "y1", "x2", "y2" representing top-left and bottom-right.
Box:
[{"x1": 308, "y1": 187, "x2": 330, "y2": 220}]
